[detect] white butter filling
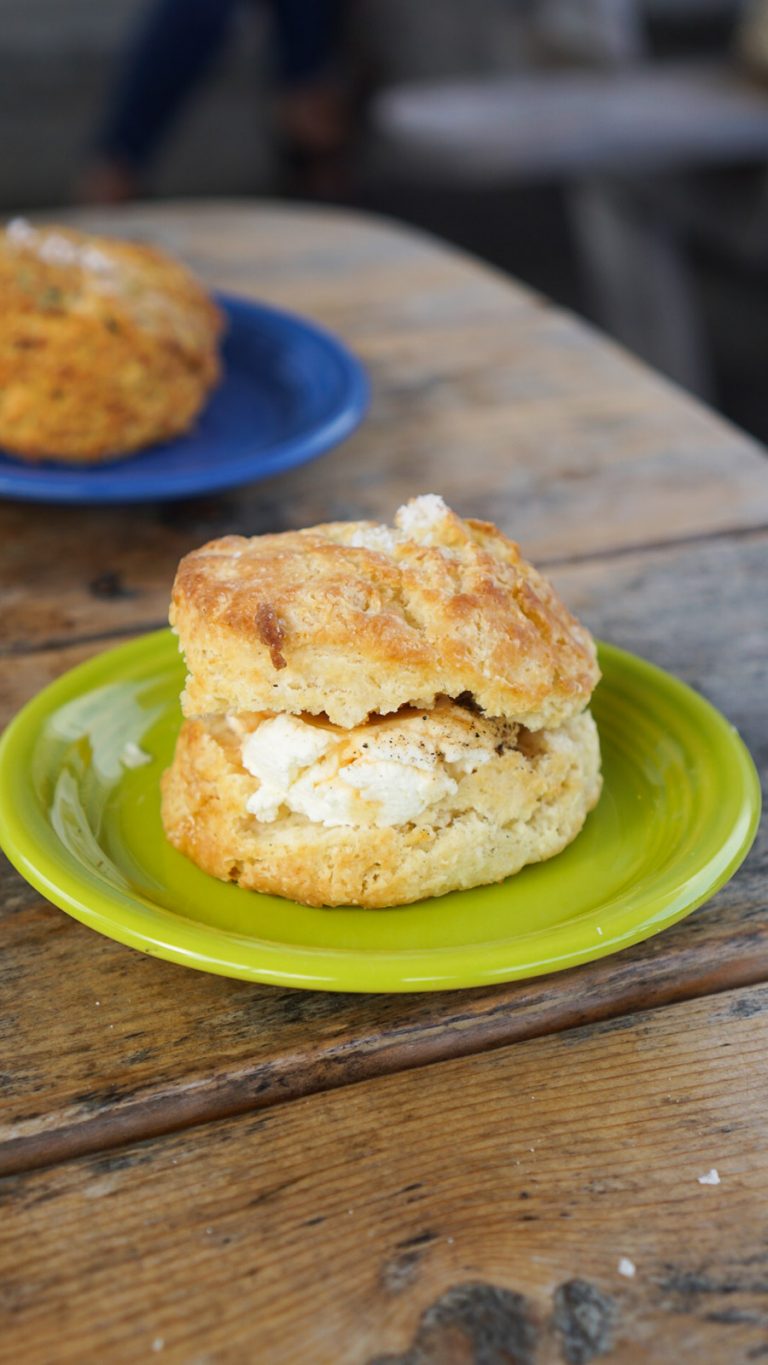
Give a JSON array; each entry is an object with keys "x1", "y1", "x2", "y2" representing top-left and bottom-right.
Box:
[
  {"x1": 242, "y1": 715, "x2": 334, "y2": 821},
  {"x1": 241, "y1": 704, "x2": 509, "y2": 829}
]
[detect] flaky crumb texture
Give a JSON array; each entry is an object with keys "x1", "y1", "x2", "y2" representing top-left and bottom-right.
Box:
[{"x1": 171, "y1": 495, "x2": 600, "y2": 730}]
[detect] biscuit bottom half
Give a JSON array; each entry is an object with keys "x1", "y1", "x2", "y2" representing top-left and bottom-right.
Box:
[{"x1": 161, "y1": 705, "x2": 601, "y2": 908}]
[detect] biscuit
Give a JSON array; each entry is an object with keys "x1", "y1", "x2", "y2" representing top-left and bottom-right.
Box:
[
  {"x1": 171, "y1": 494, "x2": 600, "y2": 730},
  {"x1": 161, "y1": 703, "x2": 602, "y2": 908},
  {"x1": 0, "y1": 219, "x2": 223, "y2": 462}
]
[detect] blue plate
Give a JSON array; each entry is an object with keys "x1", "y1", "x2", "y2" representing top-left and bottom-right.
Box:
[{"x1": 0, "y1": 293, "x2": 369, "y2": 504}]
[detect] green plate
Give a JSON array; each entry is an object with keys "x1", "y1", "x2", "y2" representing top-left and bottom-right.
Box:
[{"x1": 0, "y1": 631, "x2": 760, "y2": 992}]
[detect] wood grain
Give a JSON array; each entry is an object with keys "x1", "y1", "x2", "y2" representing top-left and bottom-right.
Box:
[
  {"x1": 2, "y1": 982, "x2": 768, "y2": 1364},
  {"x1": 3, "y1": 203, "x2": 768, "y2": 655},
  {"x1": 2, "y1": 203, "x2": 767, "y2": 1365},
  {"x1": 1, "y1": 532, "x2": 764, "y2": 1175}
]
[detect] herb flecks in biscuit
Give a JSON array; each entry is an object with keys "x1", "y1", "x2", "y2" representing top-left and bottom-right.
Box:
[{"x1": 0, "y1": 219, "x2": 223, "y2": 463}]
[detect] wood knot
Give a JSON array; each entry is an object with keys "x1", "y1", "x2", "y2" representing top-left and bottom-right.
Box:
[{"x1": 88, "y1": 570, "x2": 136, "y2": 600}]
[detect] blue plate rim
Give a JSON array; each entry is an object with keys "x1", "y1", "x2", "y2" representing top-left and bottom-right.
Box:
[{"x1": 0, "y1": 291, "x2": 370, "y2": 505}]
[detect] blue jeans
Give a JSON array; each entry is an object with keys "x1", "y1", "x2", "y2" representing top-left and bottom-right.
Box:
[{"x1": 96, "y1": 0, "x2": 343, "y2": 168}]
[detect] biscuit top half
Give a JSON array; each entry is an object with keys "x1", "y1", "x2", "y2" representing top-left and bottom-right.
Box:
[
  {"x1": 1, "y1": 219, "x2": 222, "y2": 361},
  {"x1": 171, "y1": 495, "x2": 599, "y2": 730}
]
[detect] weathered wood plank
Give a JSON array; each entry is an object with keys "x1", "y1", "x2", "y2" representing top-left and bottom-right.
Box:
[
  {"x1": 1, "y1": 532, "x2": 764, "y2": 1175},
  {"x1": 2, "y1": 982, "x2": 768, "y2": 1364},
  {"x1": 2, "y1": 203, "x2": 767, "y2": 654},
  {"x1": 0, "y1": 508, "x2": 183, "y2": 654}
]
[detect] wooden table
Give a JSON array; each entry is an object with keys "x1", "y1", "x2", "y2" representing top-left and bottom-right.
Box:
[{"x1": 1, "y1": 203, "x2": 767, "y2": 1365}]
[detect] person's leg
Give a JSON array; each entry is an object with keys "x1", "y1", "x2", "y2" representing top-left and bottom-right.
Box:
[
  {"x1": 267, "y1": 0, "x2": 351, "y2": 197},
  {"x1": 270, "y1": 0, "x2": 343, "y2": 89},
  {"x1": 80, "y1": 0, "x2": 240, "y2": 202}
]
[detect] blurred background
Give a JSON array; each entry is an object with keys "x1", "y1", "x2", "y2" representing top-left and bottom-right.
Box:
[{"x1": 3, "y1": 0, "x2": 768, "y2": 439}]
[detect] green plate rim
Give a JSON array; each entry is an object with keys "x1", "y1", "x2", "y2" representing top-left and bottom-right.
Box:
[{"x1": 0, "y1": 630, "x2": 761, "y2": 992}]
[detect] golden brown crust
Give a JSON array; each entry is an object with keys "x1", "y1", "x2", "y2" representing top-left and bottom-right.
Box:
[
  {"x1": 160, "y1": 707, "x2": 602, "y2": 908},
  {"x1": 0, "y1": 221, "x2": 223, "y2": 462},
  {"x1": 171, "y1": 497, "x2": 600, "y2": 729}
]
